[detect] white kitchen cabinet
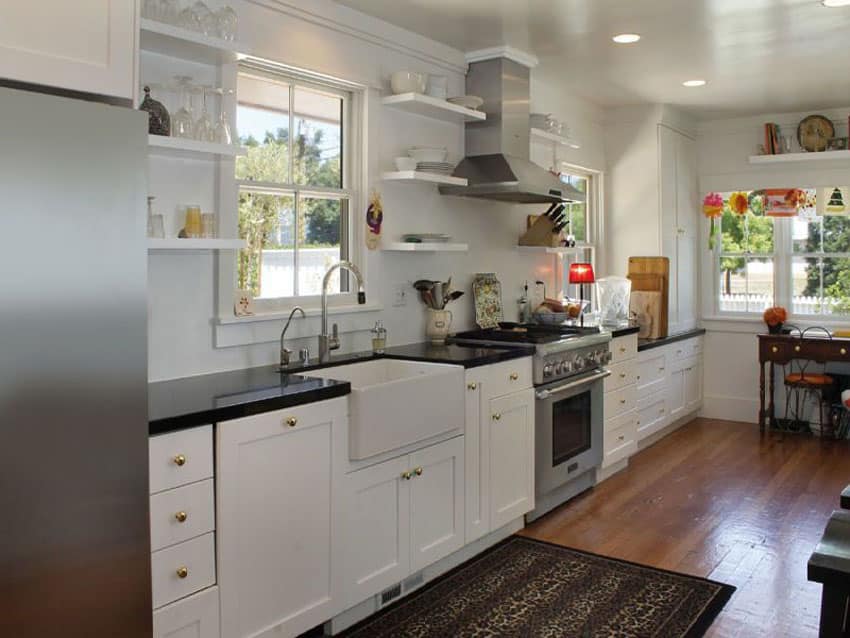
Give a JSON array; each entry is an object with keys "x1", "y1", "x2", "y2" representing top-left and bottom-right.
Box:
[
  {"x1": 464, "y1": 359, "x2": 534, "y2": 543},
  {"x1": 340, "y1": 436, "x2": 465, "y2": 607},
  {"x1": 637, "y1": 391, "x2": 669, "y2": 440},
  {"x1": 684, "y1": 357, "x2": 704, "y2": 413},
  {"x1": 153, "y1": 586, "x2": 220, "y2": 638},
  {"x1": 488, "y1": 389, "x2": 535, "y2": 530},
  {"x1": 409, "y1": 436, "x2": 465, "y2": 573},
  {"x1": 0, "y1": 1, "x2": 136, "y2": 100},
  {"x1": 668, "y1": 358, "x2": 687, "y2": 422},
  {"x1": 216, "y1": 398, "x2": 347, "y2": 638},
  {"x1": 601, "y1": 334, "x2": 639, "y2": 472}
]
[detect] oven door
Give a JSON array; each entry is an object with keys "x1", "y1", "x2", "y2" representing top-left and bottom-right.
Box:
[{"x1": 534, "y1": 369, "x2": 608, "y2": 496}]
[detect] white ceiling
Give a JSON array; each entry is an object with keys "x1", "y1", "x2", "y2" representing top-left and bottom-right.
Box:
[{"x1": 334, "y1": 0, "x2": 850, "y2": 119}]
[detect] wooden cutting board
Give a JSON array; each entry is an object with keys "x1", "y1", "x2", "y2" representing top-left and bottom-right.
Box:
[
  {"x1": 630, "y1": 291, "x2": 663, "y2": 339},
  {"x1": 627, "y1": 257, "x2": 669, "y2": 338}
]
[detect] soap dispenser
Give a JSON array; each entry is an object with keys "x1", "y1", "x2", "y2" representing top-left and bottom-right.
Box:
[{"x1": 371, "y1": 321, "x2": 387, "y2": 354}]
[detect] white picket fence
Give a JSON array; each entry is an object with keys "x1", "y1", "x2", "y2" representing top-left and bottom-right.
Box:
[{"x1": 719, "y1": 293, "x2": 842, "y2": 315}]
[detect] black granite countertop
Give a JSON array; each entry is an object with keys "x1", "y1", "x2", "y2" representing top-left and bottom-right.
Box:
[
  {"x1": 609, "y1": 324, "x2": 641, "y2": 338},
  {"x1": 637, "y1": 328, "x2": 706, "y2": 352},
  {"x1": 150, "y1": 342, "x2": 532, "y2": 435}
]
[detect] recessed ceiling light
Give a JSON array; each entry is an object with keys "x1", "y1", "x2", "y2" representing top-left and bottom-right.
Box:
[
  {"x1": 682, "y1": 79, "x2": 707, "y2": 87},
  {"x1": 612, "y1": 33, "x2": 641, "y2": 44},
  {"x1": 822, "y1": 0, "x2": 850, "y2": 7}
]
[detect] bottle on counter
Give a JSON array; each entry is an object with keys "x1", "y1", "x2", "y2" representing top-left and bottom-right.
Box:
[
  {"x1": 518, "y1": 281, "x2": 531, "y2": 324},
  {"x1": 371, "y1": 320, "x2": 387, "y2": 353}
]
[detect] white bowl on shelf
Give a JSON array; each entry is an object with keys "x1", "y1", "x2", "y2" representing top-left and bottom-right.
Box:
[
  {"x1": 390, "y1": 71, "x2": 428, "y2": 95},
  {"x1": 408, "y1": 146, "x2": 448, "y2": 163},
  {"x1": 447, "y1": 95, "x2": 484, "y2": 110},
  {"x1": 394, "y1": 156, "x2": 418, "y2": 171}
]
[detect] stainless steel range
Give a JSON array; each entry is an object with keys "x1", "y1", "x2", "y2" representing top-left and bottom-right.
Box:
[{"x1": 453, "y1": 324, "x2": 612, "y2": 521}]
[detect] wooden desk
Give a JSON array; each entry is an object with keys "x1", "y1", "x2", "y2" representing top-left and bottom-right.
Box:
[{"x1": 758, "y1": 334, "x2": 850, "y2": 432}]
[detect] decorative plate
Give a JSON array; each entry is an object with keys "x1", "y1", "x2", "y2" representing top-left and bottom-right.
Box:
[
  {"x1": 447, "y1": 95, "x2": 484, "y2": 110},
  {"x1": 472, "y1": 273, "x2": 503, "y2": 329},
  {"x1": 797, "y1": 115, "x2": 835, "y2": 153}
]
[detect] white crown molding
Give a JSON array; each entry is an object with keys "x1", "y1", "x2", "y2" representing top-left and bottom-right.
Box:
[
  {"x1": 465, "y1": 46, "x2": 539, "y2": 69},
  {"x1": 244, "y1": 0, "x2": 469, "y2": 76}
]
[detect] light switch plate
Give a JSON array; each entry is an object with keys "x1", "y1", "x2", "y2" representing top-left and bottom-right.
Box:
[{"x1": 393, "y1": 283, "x2": 408, "y2": 307}]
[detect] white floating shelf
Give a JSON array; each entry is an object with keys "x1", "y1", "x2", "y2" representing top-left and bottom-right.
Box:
[
  {"x1": 530, "y1": 128, "x2": 582, "y2": 150},
  {"x1": 517, "y1": 245, "x2": 590, "y2": 255},
  {"x1": 382, "y1": 171, "x2": 467, "y2": 186},
  {"x1": 381, "y1": 93, "x2": 486, "y2": 123},
  {"x1": 139, "y1": 18, "x2": 249, "y2": 64},
  {"x1": 148, "y1": 135, "x2": 246, "y2": 159},
  {"x1": 749, "y1": 150, "x2": 850, "y2": 164},
  {"x1": 148, "y1": 238, "x2": 246, "y2": 251},
  {"x1": 382, "y1": 242, "x2": 468, "y2": 252}
]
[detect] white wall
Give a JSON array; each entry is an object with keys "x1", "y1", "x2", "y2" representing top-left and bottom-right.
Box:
[
  {"x1": 148, "y1": 0, "x2": 607, "y2": 381},
  {"x1": 697, "y1": 106, "x2": 850, "y2": 423}
]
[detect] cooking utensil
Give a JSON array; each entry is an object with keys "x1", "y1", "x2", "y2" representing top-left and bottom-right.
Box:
[
  {"x1": 446, "y1": 290, "x2": 464, "y2": 304},
  {"x1": 413, "y1": 279, "x2": 435, "y2": 291},
  {"x1": 421, "y1": 289, "x2": 435, "y2": 309}
]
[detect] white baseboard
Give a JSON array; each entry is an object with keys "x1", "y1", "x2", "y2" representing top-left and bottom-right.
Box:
[
  {"x1": 700, "y1": 394, "x2": 759, "y2": 424},
  {"x1": 596, "y1": 458, "x2": 628, "y2": 483}
]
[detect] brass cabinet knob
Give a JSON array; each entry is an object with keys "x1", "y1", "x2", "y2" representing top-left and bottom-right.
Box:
[
  {"x1": 636, "y1": 420, "x2": 641, "y2": 426},
  {"x1": 619, "y1": 372, "x2": 626, "y2": 379},
  {"x1": 794, "y1": 345, "x2": 801, "y2": 352},
  {"x1": 509, "y1": 372, "x2": 519, "y2": 381},
  {"x1": 842, "y1": 348, "x2": 847, "y2": 356},
  {"x1": 620, "y1": 399, "x2": 626, "y2": 404},
  {"x1": 173, "y1": 454, "x2": 186, "y2": 467},
  {"x1": 174, "y1": 511, "x2": 188, "y2": 523},
  {"x1": 618, "y1": 435, "x2": 625, "y2": 441},
  {"x1": 659, "y1": 408, "x2": 665, "y2": 414},
  {"x1": 492, "y1": 413, "x2": 501, "y2": 421},
  {"x1": 771, "y1": 346, "x2": 778, "y2": 353},
  {"x1": 285, "y1": 416, "x2": 297, "y2": 428},
  {"x1": 619, "y1": 346, "x2": 626, "y2": 353},
  {"x1": 414, "y1": 467, "x2": 423, "y2": 476},
  {"x1": 467, "y1": 382, "x2": 478, "y2": 391},
  {"x1": 401, "y1": 471, "x2": 412, "y2": 480},
  {"x1": 176, "y1": 567, "x2": 188, "y2": 579},
  {"x1": 636, "y1": 375, "x2": 641, "y2": 380}
]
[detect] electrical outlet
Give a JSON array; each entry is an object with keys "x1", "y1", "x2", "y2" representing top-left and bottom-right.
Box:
[{"x1": 393, "y1": 284, "x2": 408, "y2": 307}]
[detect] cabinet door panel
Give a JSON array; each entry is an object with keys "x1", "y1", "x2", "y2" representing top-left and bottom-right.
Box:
[
  {"x1": 217, "y1": 400, "x2": 344, "y2": 638},
  {"x1": 339, "y1": 455, "x2": 411, "y2": 608},
  {"x1": 684, "y1": 356, "x2": 703, "y2": 413},
  {"x1": 0, "y1": 1, "x2": 135, "y2": 99},
  {"x1": 409, "y1": 437, "x2": 465, "y2": 573},
  {"x1": 668, "y1": 361, "x2": 686, "y2": 421},
  {"x1": 489, "y1": 389, "x2": 535, "y2": 530},
  {"x1": 464, "y1": 371, "x2": 489, "y2": 543}
]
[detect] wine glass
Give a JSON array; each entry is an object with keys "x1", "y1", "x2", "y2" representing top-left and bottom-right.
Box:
[
  {"x1": 160, "y1": 0, "x2": 180, "y2": 24},
  {"x1": 212, "y1": 88, "x2": 235, "y2": 144},
  {"x1": 192, "y1": 1, "x2": 216, "y2": 36},
  {"x1": 216, "y1": 6, "x2": 238, "y2": 41},
  {"x1": 171, "y1": 76, "x2": 195, "y2": 139},
  {"x1": 194, "y1": 86, "x2": 215, "y2": 142},
  {"x1": 177, "y1": 6, "x2": 201, "y2": 31}
]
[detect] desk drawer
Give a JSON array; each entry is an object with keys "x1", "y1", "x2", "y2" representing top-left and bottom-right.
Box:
[
  {"x1": 151, "y1": 533, "x2": 216, "y2": 610},
  {"x1": 610, "y1": 334, "x2": 638, "y2": 364},
  {"x1": 150, "y1": 479, "x2": 215, "y2": 552},
  {"x1": 150, "y1": 426, "x2": 213, "y2": 494}
]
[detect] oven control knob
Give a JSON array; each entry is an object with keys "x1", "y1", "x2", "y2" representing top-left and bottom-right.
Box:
[
  {"x1": 563, "y1": 360, "x2": 574, "y2": 374},
  {"x1": 543, "y1": 363, "x2": 554, "y2": 377},
  {"x1": 574, "y1": 355, "x2": 586, "y2": 369},
  {"x1": 553, "y1": 362, "x2": 562, "y2": 375}
]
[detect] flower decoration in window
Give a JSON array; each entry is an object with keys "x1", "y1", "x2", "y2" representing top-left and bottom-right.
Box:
[
  {"x1": 702, "y1": 192, "x2": 723, "y2": 249},
  {"x1": 728, "y1": 191, "x2": 750, "y2": 216}
]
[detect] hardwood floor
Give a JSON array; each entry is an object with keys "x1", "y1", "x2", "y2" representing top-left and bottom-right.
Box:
[{"x1": 521, "y1": 418, "x2": 850, "y2": 638}]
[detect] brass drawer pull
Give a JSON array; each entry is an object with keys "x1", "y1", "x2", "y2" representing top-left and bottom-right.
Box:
[
  {"x1": 401, "y1": 471, "x2": 412, "y2": 480},
  {"x1": 174, "y1": 511, "x2": 187, "y2": 523},
  {"x1": 619, "y1": 346, "x2": 626, "y2": 353},
  {"x1": 620, "y1": 399, "x2": 626, "y2": 404},
  {"x1": 492, "y1": 413, "x2": 501, "y2": 421},
  {"x1": 842, "y1": 348, "x2": 847, "y2": 356},
  {"x1": 771, "y1": 346, "x2": 779, "y2": 353},
  {"x1": 509, "y1": 372, "x2": 519, "y2": 381},
  {"x1": 176, "y1": 566, "x2": 188, "y2": 579},
  {"x1": 794, "y1": 345, "x2": 801, "y2": 352},
  {"x1": 173, "y1": 455, "x2": 186, "y2": 467},
  {"x1": 414, "y1": 467, "x2": 423, "y2": 476},
  {"x1": 467, "y1": 382, "x2": 478, "y2": 390},
  {"x1": 619, "y1": 372, "x2": 626, "y2": 379},
  {"x1": 618, "y1": 435, "x2": 625, "y2": 441},
  {"x1": 285, "y1": 416, "x2": 297, "y2": 428}
]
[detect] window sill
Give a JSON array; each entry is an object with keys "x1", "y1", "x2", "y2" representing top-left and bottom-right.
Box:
[
  {"x1": 702, "y1": 314, "x2": 850, "y2": 334},
  {"x1": 214, "y1": 303, "x2": 384, "y2": 349}
]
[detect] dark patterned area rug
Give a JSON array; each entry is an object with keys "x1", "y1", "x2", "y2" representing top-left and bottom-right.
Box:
[{"x1": 339, "y1": 536, "x2": 735, "y2": 638}]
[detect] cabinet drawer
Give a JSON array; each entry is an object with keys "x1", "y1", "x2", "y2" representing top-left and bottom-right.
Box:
[
  {"x1": 150, "y1": 479, "x2": 215, "y2": 552},
  {"x1": 153, "y1": 586, "x2": 219, "y2": 638},
  {"x1": 604, "y1": 360, "x2": 637, "y2": 393},
  {"x1": 480, "y1": 357, "x2": 533, "y2": 399},
  {"x1": 671, "y1": 337, "x2": 703, "y2": 361},
  {"x1": 603, "y1": 416, "x2": 638, "y2": 465},
  {"x1": 610, "y1": 334, "x2": 638, "y2": 364},
  {"x1": 603, "y1": 384, "x2": 636, "y2": 420},
  {"x1": 637, "y1": 392, "x2": 669, "y2": 440},
  {"x1": 150, "y1": 426, "x2": 213, "y2": 494},
  {"x1": 151, "y1": 533, "x2": 216, "y2": 610},
  {"x1": 637, "y1": 352, "x2": 667, "y2": 393}
]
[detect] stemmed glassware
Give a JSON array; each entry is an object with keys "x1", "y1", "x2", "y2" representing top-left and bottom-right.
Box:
[
  {"x1": 194, "y1": 86, "x2": 215, "y2": 142},
  {"x1": 143, "y1": 0, "x2": 238, "y2": 41},
  {"x1": 210, "y1": 88, "x2": 235, "y2": 145},
  {"x1": 171, "y1": 76, "x2": 195, "y2": 139},
  {"x1": 216, "y1": 6, "x2": 238, "y2": 40}
]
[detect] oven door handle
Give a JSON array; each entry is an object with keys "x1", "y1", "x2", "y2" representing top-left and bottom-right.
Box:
[{"x1": 535, "y1": 369, "x2": 611, "y2": 400}]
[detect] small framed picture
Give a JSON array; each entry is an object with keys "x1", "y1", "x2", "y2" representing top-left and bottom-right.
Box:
[
  {"x1": 827, "y1": 136, "x2": 849, "y2": 151},
  {"x1": 234, "y1": 289, "x2": 255, "y2": 317}
]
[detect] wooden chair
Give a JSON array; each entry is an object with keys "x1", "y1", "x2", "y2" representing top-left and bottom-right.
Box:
[
  {"x1": 784, "y1": 327, "x2": 835, "y2": 434},
  {"x1": 808, "y1": 510, "x2": 850, "y2": 637}
]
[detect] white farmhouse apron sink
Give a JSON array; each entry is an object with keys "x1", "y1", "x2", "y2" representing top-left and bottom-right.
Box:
[{"x1": 311, "y1": 359, "x2": 464, "y2": 459}]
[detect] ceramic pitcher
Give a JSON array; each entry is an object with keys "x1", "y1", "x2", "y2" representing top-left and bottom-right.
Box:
[{"x1": 425, "y1": 308, "x2": 452, "y2": 344}]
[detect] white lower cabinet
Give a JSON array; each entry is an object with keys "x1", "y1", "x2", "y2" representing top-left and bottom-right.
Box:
[
  {"x1": 669, "y1": 355, "x2": 703, "y2": 421},
  {"x1": 602, "y1": 335, "x2": 639, "y2": 470},
  {"x1": 339, "y1": 436, "x2": 464, "y2": 607},
  {"x1": 153, "y1": 586, "x2": 220, "y2": 638},
  {"x1": 464, "y1": 359, "x2": 535, "y2": 543},
  {"x1": 216, "y1": 398, "x2": 347, "y2": 638},
  {"x1": 637, "y1": 391, "x2": 668, "y2": 440}
]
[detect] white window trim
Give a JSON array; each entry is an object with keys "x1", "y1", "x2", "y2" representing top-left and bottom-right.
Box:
[
  {"x1": 555, "y1": 162, "x2": 603, "y2": 298},
  {"x1": 216, "y1": 61, "x2": 371, "y2": 329}
]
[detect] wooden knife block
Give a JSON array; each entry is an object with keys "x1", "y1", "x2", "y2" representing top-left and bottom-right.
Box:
[{"x1": 519, "y1": 215, "x2": 561, "y2": 248}]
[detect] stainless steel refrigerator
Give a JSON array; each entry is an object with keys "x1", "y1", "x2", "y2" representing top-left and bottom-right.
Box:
[{"x1": 0, "y1": 87, "x2": 151, "y2": 637}]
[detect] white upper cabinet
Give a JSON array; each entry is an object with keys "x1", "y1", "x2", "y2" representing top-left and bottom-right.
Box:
[{"x1": 0, "y1": 1, "x2": 136, "y2": 100}]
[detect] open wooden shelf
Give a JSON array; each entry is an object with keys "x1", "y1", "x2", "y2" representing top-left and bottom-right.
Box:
[
  {"x1": 381, "y1": 93, "x2": 486, "y2": 123},
  {"x1": 148, "y1": 238, "x2": 246, "y2": 251},
  {"x1": 382, "y1": 242, "x2": 468, "y2": 253},
  {"x1": 530, "y1": 127, "x2": 582, "y2": 150},
  {"x1": 748, "y1": 150, "x2": 850, "y2": 164},
  {"x1": 381, "y1": 171, "x2": 467, "y2": 186},
  {"x1": 148, "y1": 135, "x2": 246, "y2": 159},
  {"x1": 517, "y1": 245, "x2": 592, "y2": 256},
  {"x1": 139, "y1": 18, "x2": 249, "y2": 64}
]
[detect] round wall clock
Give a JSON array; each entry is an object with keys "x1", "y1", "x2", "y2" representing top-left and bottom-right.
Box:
[{"x1": 797, "y1": 115, "x2": 835, "y2": 152}]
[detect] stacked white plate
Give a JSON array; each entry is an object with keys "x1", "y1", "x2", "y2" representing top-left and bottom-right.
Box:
[{"x1": 416, "y1": 161, "x2": 454, "y2": 175}]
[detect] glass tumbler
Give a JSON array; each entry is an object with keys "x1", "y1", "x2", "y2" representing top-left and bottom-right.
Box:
[
  {"x1": 184, "y1": 205, "x2": 202, "y2": 238},
  {"x1": 201, "y1": 213, "x2": 217, "y2": 239}
]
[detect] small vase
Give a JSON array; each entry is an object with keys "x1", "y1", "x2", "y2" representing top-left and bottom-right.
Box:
[
  {"x1": 767, "y1": 322, "x2": 783, "y2": 334},
  {"x1": 426, "y1": 308, "x2": 453, "y2": 344}
]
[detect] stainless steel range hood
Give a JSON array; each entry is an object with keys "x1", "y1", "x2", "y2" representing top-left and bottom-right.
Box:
[{"x1": 440, "y1": 57, "x2": 584, "y2": 204}]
